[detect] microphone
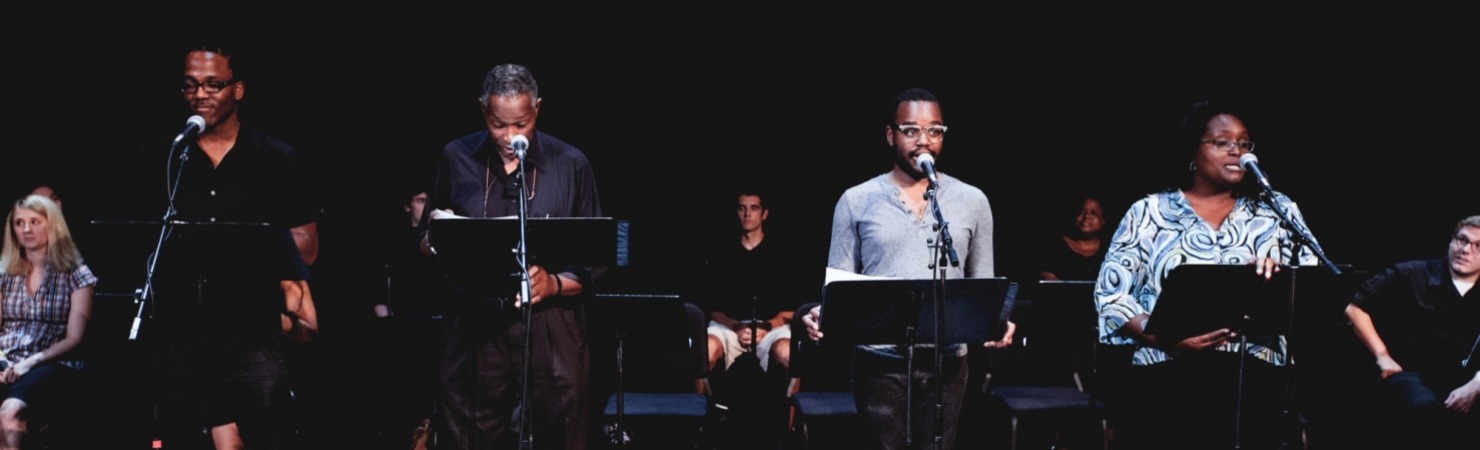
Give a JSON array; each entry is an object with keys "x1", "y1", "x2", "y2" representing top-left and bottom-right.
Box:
[
  {"x1": 172, "y1": 115, "x2": 207, "y2": 146},
  {"x1": 511, "y1": 134, "x2": 529, "y2": 160},
  {"x1": 915, "y1": 153, "x2": 939, "y2": 185},
  {"x1": 1239, "y1": 153, "x2": 1273, "y2": 192}
]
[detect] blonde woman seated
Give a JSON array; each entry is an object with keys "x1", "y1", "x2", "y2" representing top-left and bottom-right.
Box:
[{"x1": 0, "y1": 195, "x2": 95, "y2": 449}]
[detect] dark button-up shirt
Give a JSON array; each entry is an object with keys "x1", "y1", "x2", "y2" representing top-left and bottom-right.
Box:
[
  {"x1": 424, "y1": 130, "x2": 602, "y2": 308},
  {"x1": 1351, "y1": 259, "x2": 1480, "y2": 382}
]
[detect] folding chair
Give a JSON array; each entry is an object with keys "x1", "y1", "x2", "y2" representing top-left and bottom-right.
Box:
[{"x1": 983, "y1": 281, "x2": 1108, "y2": 450}]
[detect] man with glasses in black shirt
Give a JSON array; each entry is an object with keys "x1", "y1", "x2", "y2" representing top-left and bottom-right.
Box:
[{"x1": 148, "y1": 45, "x2": 320, "y2": 450}]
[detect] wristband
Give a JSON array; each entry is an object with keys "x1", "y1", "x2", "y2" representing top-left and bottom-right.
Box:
[{"x1": 551, "y1": 273, "x2": 564, "y2": 296}]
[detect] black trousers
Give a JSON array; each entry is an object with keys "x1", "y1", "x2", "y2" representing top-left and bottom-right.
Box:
[
  {"x1": 435, "y1": 304, "x2": 589, "y2": 450},
  {"x1": 1112, "y1": 351, "x2": 1290, "y2": 450},
  {"x1": 852, "y1": 347, "x2": 968, "y2": 450},
  {"x1": 1379, "y1": 370, "x2": 1480, "y2": 448}
]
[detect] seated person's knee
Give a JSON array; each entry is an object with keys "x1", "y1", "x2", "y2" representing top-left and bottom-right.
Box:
[{"x1": 0, "y1": 400, "x2": 25, "y2": 434}]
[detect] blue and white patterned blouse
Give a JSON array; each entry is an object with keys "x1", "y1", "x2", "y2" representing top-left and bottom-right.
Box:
[{"x1": 1095, "y1": 190, "x2": 1317, "y2": 366}]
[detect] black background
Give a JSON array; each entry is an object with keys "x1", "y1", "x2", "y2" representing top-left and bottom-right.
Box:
[
  {"x1": 3, "y1": 3, "x2": 1475, "y2": 448},
  {"x1": 7, "y1": 4, "x2": 1475, "y2": 294}
]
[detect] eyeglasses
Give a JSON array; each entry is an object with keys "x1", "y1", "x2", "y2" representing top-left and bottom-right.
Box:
[
  {"x1": 1453, "y1": 235, "x2": 1480, "y2": 252},
  {"x1": 893, "y1": 124, "x2": 948, "y2": 141},
  {"x1": 181, "y1": 79, "x2": 237, "y2": 94},
  {"x1": 1200, "y1": 138, "x2": 1256, "y2": 153}
]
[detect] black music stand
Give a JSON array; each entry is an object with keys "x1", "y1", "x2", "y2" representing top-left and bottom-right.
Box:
[
  {"x1": 1145, "y1": 264, "x2": 1347, "y2": 450},
  {"x1": 427, "y1": 216, "x2": 629, "y2": 449},
  {"x1": 1144, "y1": 265, "x2": 1295, "y2": 346},
  {"x1": 92, "y1": 218, "x2": 299, "y2": 449},
  {"x1": 1022, "y1": 280, "x2": 1098, "y2": 343},
  {"x1": 818, "y1": 277, "x2": 1016, "y2": 449},
  {"x1": 818, "y1": 278, "x2": 1014, "y2": 350},
  {"x1": 428, "y1": 217, "x2": 629, "y2": 269},
  {"x1": 1018, "y1": 280, "x2": 1101, "y2": 387}
]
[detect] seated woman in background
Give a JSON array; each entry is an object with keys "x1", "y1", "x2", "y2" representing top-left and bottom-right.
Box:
[
  {"x1": 0, "y1": 195, "x2": 96, "y2": 449},
  {"x1": 1036, "y1": 195, "x2": 1109, "y2": 281}
]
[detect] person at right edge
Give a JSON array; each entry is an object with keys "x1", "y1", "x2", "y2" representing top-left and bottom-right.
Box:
[
  {"x1": 1344, "y1": 215, "x2": 1480, "y2": 448},
  {"x1": 1094, "y1": 99, "x2": 1319, "y2": 450}
]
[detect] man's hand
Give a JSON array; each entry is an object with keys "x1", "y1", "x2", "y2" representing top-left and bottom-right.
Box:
[
  {"x1": 1374, "y1": 354, "x2": 1403, "y2": 380},
  {"x1": 516, "y1": 265, "x2": 563, "y2": 308},
  {"x1": 1445, "y1": 376, "x2": 1480, "y2": 412},
  {"x1": 802, "y1": 306, "x2": 823, "y2": 340},
  {"x1": 983, "y1": 321, "x2": 1017, "y2": 348},
  {"x1": 737, "y1": 327, "x2": 768, "y2": 347}
]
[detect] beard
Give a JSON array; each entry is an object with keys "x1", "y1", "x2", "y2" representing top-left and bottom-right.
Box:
[{"x1": 894, "y1": 154, "x2": 929, "y2": 180}]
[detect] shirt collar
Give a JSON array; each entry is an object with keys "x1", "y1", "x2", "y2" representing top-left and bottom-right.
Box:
[{"x1": 472, "y1": 131, "x2": 546, "y2": 173}]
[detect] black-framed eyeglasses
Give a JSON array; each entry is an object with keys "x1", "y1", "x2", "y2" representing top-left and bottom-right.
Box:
[
  {"x1": 1453, "y1": 234, "x2": 1480, "y2": 252},
  {"x1": 893, "y1": 124, "x2": 948, "y2": 140},
  {"x1": 182, "y1": 79, "x2": 237, "y2": 94},
  {"x1": 1200, "y1": 138, "x2": 1256, "y2": 153}
]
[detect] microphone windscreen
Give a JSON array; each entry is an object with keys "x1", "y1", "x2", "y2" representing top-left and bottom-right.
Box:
[
  {"x1": 186, "y1": 115, "x2": 206, "y2": 130},
  {"x1": 511, "y1": 134, "x2": 530, "y2": 151},
  {"x1": 915, "y1": 153, "x2": 935, "y2": 171},
  {"x1": 1239, "y1": 152, "x2": 1259, "y2": 168}
]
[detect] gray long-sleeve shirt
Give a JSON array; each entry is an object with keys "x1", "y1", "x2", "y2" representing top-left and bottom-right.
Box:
[
  {"x1": 827, "y1": 172, "x2": 994, "y2": 279},
  {"x1": 826, "y1": 172, "x2": 995, "y2": 358}
]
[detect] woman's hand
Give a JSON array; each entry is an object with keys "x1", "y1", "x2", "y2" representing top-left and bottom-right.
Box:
[
  {"x1": 1253, "y1": 257, "x2": 1281, "y2": 280},
  {"x1": 1172, "y1": 328, "x2": 1236, "y2": 352}
]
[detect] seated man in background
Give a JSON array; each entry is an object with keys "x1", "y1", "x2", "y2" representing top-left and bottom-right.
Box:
[{"x1": 1345, "y1": 215, "x2": 1480, "y2": 448}]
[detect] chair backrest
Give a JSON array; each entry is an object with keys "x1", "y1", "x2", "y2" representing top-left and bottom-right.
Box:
[
  {"x1": 788, "y1": 302, "x2": 854, "y2": 393},
  {"x1": 990, "y1": 281, "x2": 1099, "y2": 390},
  {"x1": 587, "y1": 294, "x2": 708, "y2": 394}
]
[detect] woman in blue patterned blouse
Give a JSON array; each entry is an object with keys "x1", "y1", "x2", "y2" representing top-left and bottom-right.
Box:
[
  {"x1": 1094, "y1": 100, "x2": 1319, "y2": 450},
  {"x1": 0, "y1": 195, "x2": 96, "y2": 448}
]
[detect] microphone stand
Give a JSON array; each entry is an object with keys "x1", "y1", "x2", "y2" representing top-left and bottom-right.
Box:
[
  {"x1": 133, "y1": 135, "x2": 191, "y2": 448},
  {"x1": 1257, "y1": 190, "x2": 1336, "y2": 450},
  {"x1": 1227, "y1": 186, "x2": 1339, "y2": 450},
  {"x1": 513, "y1": 145, "x2": 536, "y2": 450},
  {"x1": 1254, "y1": 186, "x2": 1340, "y2": 276},
  {"x1": 923, "y1": 179, "x2": 959, "y2": 450},
  {"x1": 135, "y1": 138, "x2": 192, "y2": 340}
]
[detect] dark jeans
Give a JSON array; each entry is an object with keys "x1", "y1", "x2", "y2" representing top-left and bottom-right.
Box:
[
  {"x1": 1381, "y1": 371, "x2": 1480, "y2": 448},
  {"x1": 1, "y1": 363, "x2": 78, "y2": 409},
  {"x1": 852, "y1": 347, "x2": 968, "y2": 450}
]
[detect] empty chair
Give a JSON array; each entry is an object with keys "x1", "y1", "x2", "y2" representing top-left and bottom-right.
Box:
[
  {"x1": 983, "y1": 280, "x2": 1108, "y2": 450},
  {"x1": 588, "y1": 294, "x2": 710, "y2": 449},
  {"x1": 786, "y1": 302, "x2": 868, "y2": 450}
]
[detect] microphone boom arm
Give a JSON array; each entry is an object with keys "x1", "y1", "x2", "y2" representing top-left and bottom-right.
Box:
[{"x1": 1242, "y1": 154, "x2": 1341, "y2": 275}]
